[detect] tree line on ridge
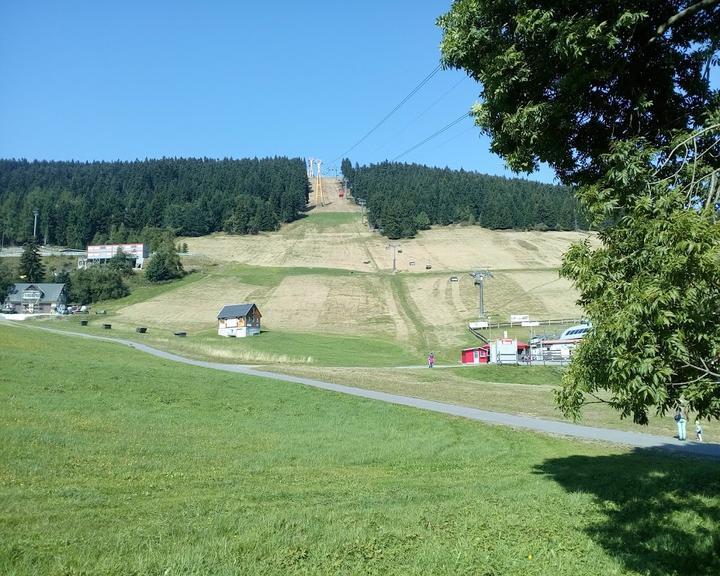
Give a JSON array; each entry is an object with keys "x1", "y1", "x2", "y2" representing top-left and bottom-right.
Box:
[
  {"x1": 0, "y1": 157, "x2": 309, "y2": 247},
  {"x1": 341, "y1": 159, "x2": 586, "y2": 239}
]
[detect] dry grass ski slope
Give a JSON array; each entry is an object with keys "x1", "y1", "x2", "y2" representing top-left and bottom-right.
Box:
[{"x1": 113, "y1": 177, "x2": 589, "y2": 354}]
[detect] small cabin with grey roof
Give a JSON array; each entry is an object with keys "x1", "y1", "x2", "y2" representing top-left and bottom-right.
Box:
[{"x1": 217, "y1": 303, "x2": 262, "y2": 337}]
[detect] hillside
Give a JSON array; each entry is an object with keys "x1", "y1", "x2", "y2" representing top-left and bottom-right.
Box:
[{"x1": 98, "y1": 178, "x2": 591, "y2": 361}]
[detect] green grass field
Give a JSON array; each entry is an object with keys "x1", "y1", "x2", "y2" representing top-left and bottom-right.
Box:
[
  {"x1": 33, "y1": 316, "x2": 420, "y2": 367},
  {"x1": 2, "y1": 325, "x2": 719, "y2": 575},
  {"x1": 30, "y1": 316, "x2": 696, "y2": 437},
  {"x1": 297, "y1": 211, "x2": 361, "y2": 231}
]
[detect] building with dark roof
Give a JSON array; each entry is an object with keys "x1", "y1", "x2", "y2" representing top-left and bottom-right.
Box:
[
  {"x1": 217, "y1": 303, "x2": 262, "y2": 337},
  {"x1": 3, "y1": 283, "x2": 67, "y2": 314}
]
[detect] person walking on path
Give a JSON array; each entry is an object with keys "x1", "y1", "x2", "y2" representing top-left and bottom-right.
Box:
[
  {"x1": 696, "y1": 419, "x2": 704, "y2": 442},
  {"x1": 427, "y1": 352, "x2": 435, "y2": 368},
  {"x1": 675, "y1": 407, "x2": 688, "y2": 440}
]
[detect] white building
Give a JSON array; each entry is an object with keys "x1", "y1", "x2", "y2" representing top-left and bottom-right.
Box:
[{"x1": 78, "y1": 243, "x2": 149, "y2": 269}]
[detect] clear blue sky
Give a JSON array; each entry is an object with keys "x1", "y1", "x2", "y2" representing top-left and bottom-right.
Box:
[
  {"x1": 2, "y1": 0, "x2": 546, "y2": 180},
  {"x1": 5, "y1": 1, "x2": 716, "y2": 184}
]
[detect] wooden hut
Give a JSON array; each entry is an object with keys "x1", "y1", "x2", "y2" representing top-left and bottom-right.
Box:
[{"x1": 216, "y1": 303, "x2": 262, "y2": 337}]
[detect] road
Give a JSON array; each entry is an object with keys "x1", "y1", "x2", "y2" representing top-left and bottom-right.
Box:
[{"x1": 6, "y1": 321, "x2": 720, "y2": 459}]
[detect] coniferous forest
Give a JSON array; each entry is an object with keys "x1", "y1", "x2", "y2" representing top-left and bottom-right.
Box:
[
  {"x1": 0, "y1": 156, "x2": 586, "y2": 248},
  {"x1": 0, "y1": 157, "x2": 309, "y2": 247},
  {"x1": 342, "y1": 160, "x2": 587, "y2": 239}
]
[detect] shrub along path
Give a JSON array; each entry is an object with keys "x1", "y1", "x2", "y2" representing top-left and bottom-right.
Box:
[{"x1": 8, "y1": 321, "x2": 720, "y2": 459}]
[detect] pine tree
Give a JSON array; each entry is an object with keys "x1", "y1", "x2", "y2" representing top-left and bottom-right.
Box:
[
  {"x1": 18, "y1": 239, "x2": 45, "y2": 282},
  {"x1": 145, "y1": 240, "x2": 184, "y2": 282},
  {"x1": 0, "y1": 260, "x2": 14, "y2": 302},
  {"x1": 108, "y1": 248, "x2": 134, "y2": 276}
]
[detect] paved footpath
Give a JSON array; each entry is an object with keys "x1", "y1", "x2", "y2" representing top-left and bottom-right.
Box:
[{"x1": 8, "y1": 322, "x2": 720, "y2": 459}]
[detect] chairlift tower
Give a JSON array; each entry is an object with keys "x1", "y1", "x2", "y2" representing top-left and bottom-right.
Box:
[
  {"x1": 469, "y1": 269, "x2": 493, "y2": 318},
  {"x1": 314, "y1": 159, "x2": 324, "y2": 206},
  {"x1": 387, "y1": 243, "x2": 400, "y2": 273}
]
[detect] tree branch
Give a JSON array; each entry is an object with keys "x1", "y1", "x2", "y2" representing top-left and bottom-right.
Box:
[
  {"x1": 682, "y1": 361, "x2": 720, "y2": 379},
  {"x1": 651, "y1": 0, "x2": 720, "y2": 41},
  {"x1": 587, "y1": 392, "x2": 611, "y2": 405}
]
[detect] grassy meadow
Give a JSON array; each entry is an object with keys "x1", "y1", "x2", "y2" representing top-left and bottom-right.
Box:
[
  {"x1": 2, "y1": 325, "x2": 720, "y2": 575},
  {"x1": 269, "y1": 364, "x2": 694, "y2": 438}
]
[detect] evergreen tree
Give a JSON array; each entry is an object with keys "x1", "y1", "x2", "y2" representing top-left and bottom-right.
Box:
[
  {"x1": 0, "y1": 260, "x2": 14, "y2": 302},
  {"x1": 18, "y1": 239, "x2": 45, "y2": 282},
  {"x1": 0, "y1": 157, "x2": 309, "y2": 246},
  {"x1": 341, "y1": 158, "x2": 354, "y2": 182},
  {"x1": 108, "y1": 248, "x2": 134, "y2": 276},
  {"x1": 145, "y1": 241, "x2": 184, "y2": 282},
  {"x1": 414, "y1": 211, "x2": 431, "y2": 230}
]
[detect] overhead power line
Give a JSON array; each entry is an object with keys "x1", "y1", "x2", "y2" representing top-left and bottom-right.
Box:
[
  {"x1": 332, "y1": 64, "x2": 442, "y2": 163},
  {"x1": 391, "y1": 112, "x2": 471, "y2": 162},
  {"x1": 429, "y1": 124, "x2": 476, "y2": 152},
  {"x1": 372, "y1": 76, "x2": 468, "y2": 155}
]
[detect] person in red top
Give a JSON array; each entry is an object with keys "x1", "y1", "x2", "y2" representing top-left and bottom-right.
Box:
[{"x1": 428, "y1": 352, "x2": 435, "y2": 368}]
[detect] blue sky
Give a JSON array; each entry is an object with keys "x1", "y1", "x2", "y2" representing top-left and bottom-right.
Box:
[
  {"x1": 1, "y1": 0, "x2": 544, "y2": 180},
  {"x1": 2, "y1": 2, "x2": 716, "y2": 184}
]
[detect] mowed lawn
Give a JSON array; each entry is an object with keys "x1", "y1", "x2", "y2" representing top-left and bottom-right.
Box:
[{"x1": 2, "y1": 327, "x2": 719, "y2": 575}]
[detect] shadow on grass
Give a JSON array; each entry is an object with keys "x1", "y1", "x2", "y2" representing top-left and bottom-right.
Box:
[{"x1": 535, "y1": 447, "x2": 720, "y2": 575}]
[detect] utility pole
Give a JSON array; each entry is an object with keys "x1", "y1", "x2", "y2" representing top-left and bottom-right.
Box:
[
  {"x1": 470, "y1": 268, "x2": 493, "y2": 317},
  {"x1": 33, "y1": 209, "x2": 39, "y2": 239},
  {"x1": 387, "y1": 243, "x2": 400, "y2": 273}
]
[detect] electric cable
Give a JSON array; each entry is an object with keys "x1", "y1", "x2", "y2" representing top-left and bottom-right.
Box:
[
  {"x1": 428, "y1": 124, "x2": 476, "y2": 153},
  {"x1": 390, "y1": 112, "x2": 471, "y2": 162},
  {"x1": 372, "y1": 76, "x2": 468, "y2": 155},
  {"x1": 332, "y1": 64, "x2": 442, "y2": 162}
]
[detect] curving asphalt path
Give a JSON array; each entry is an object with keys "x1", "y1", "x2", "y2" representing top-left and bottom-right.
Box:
[{"x1": 6, "y1": 321, "x2": 720, "y2": 459}]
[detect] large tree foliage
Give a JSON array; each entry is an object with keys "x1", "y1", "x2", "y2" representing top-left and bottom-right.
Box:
[
  {"x1": 559, "y1": 132, "x2": 720, "y2": 423},
  {"x1": 18, "y1": 239, "x2": 45, "y2": 282},
  {"x1": 439, "y1": 1, "x2": 720, "y2": 422},
  {"x1": 0, "y1": 157, "x2": 309, "y2": 247},
  {"x1": 108, "y1": 248, "x2": 135, "y2": 276},
  {"x1": 439, "y1": 0, "x2": 720, "y2": 186},
  {"x1": 223, "y1": 195, "x2": 280, "y2": 235}
]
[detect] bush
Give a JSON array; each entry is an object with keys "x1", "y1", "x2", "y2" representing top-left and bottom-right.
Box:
[
  {"x1": 69, "y1": 268, "x2": 130, "y2": 304},
  {"x1": 145, "y1": 242, "x2": 184, "y2": 283}
]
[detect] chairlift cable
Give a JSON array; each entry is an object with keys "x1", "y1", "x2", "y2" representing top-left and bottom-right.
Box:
[
  {"x1": 390, "y1": 112, "x2": 471, "y2": 162},
  {"x1": 332, "y1": 64, "x2": 443, "y2": 163}
]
